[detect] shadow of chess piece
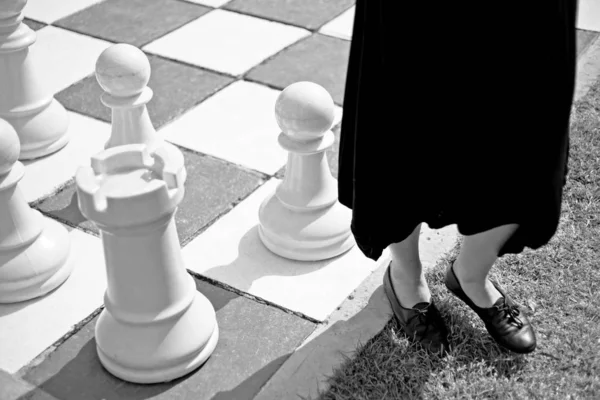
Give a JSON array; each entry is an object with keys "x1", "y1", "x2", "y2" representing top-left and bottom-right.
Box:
[
  {"x1": 76, "y1": 143, "x2": 219, "y2": 384},
  {"x1": 0, "y1": 0, "x2": 70, "y2": 160},
  {"x1": 0, "y1": 118, "x2": 74, "y2": 303},
  {"x1": 258, "y1": 81, "x2": 355, "y2": 261}
]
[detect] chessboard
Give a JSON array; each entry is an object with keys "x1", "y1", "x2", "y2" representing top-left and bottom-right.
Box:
[
  {"x1": 1, "y1": 1, "x2": 598, "y2": 399},
  {"x1": 0, "y1": 1, "x2": 385, "y2": 399}
]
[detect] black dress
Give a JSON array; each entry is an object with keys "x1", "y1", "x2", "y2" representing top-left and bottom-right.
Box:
[{"x1": 338, "y1": 0, "x2": 577, "y2": 261}]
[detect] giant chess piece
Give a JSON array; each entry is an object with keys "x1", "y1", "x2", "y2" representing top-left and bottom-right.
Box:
[
  {"x1": 0, "y1": 0, "x2": 70, "y2": 160},
  {"x1": 95, "y1": 43, "x2": 163, "y2": 152},
  {"x1": 0, "y1": 118, "x2": 73, "y2": 303},
  {"x1": 76, "y1": 143, "x2": 219, "y2": 384},
  {"x1": 258, "y1": 82, "x2": 355, "y2": 261}
]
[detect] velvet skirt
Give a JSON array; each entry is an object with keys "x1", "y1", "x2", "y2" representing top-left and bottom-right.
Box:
[{"x1": 338, "y1": 0, "x2": 578, "y2": 261}]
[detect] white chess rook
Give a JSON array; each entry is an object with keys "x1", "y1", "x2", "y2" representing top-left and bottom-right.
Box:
[
  {"x1": 0, "y1": 0, "x2": 70, "y2": 160},
  {"x1": 258, "y1": 81, "x2": 355, "y2": 261},
  {"x1": 76, "y1": 143, "x2": 219, "y2": 384},
  {"x1": 95, "y1": 43, "x2": 162, "y2": 152},
  {"x1": 0, "y1": 118, "x2": 73, "y2": 303}
]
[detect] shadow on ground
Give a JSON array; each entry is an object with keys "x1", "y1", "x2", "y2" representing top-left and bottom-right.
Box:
[
  {"x1": 11, "y1": 261, "x2": 528, "y2": 400},
  {"x1": 14, "y1": 277, "x2": 314, "y2": 400}
]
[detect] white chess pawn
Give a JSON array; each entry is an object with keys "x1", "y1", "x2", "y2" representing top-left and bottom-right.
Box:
[
  {"x1": 0, "y1": 0, "x2": 70, "y2": 160},
  {"x1": 76, "y1": 143, "x2": 218, "y2": 384},
  {"x1": 258, "y1": 82, "x2": 355, "y2": 261},
  {"x1": 95, "y1": 43, "x2": 162, "y2": 152},
  {"x1": 0, "y1": 118, "x2": 73, "y2": 303}
]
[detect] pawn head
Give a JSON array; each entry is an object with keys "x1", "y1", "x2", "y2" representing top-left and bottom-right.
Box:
[
  {"x1": 95, "y1": 43, "x2": 151, "y2": 97},
  {"x1": 275, "y1": 82, "x2": 335, "y2": 140},
  {"x1": 0, "y1": 119, "x2": 21, "y2": 175}
]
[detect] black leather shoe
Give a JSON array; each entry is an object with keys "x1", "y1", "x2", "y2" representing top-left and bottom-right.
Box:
[
  {"x1": 445, "y1": 262, "x2": 536, "y2": 354},
  {"x1": 383, "y1": 263, "x2": 449, "y2": 354}
]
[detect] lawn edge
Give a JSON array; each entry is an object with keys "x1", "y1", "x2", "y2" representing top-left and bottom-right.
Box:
[{"x1": 253, "y1": 226, "x2": 459, "y2": 400}]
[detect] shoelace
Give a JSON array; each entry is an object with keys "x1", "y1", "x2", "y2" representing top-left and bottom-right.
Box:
[
  {"x1": 408, "y1": 308, "x2": 433, "y2": 336},
  {"x1": 496, "y1": 303, "x2": 523, "y2": 328}
]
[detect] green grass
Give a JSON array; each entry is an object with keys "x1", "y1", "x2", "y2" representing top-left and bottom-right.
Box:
[{"x1": 317, "y1": 82, "x2": 600, "y2": 400}]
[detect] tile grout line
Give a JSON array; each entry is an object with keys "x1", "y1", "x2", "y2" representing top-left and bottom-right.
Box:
[
  {"x1": 186, "y1": 270, "x2": 323, "y2": 324},
  {"x1": 28, "y1": 177, "x2": 82, "y2": 210},
  {"x1": 15, "y1": 306, "x2": 105, "y2": 379},
  {"x1": 24, "y1": 1, "x2": 355, "y2": 35},
  {"x1": 33, "y1": 9, "x2": 346, "y2": 106},
  {"x1": 11, "y1": 266, "x2": 323, "y2": 380},
  {"x1": 26, "y1": 13, "x2": 348, "y2": 148},
  {"x1": 179, "y1": 176, "x2": 273, "y2": 247},
  {"x1": 250, "y1": 250, "x2": 396, "y2": 400},
  {"x1": 219, "y1": 6, "x2": 347, "y2": 34}
]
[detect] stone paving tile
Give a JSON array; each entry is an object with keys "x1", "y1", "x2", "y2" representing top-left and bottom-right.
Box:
[
  {"x1": 319, "y1": 5, "x2": 354, "y2": 40},
  {"x1": 0, "y1": 229, "x2": 105, "y2": 374},
  {"x1": 577, "y1": 0, "x2": 600, "y2": 33},
  {"x1": 159, "y1": 80, "x2": 287, "y2": 175},
  {"x1": 20, "y1": 278, "x2": 317, "y2": 400},
  {"x1": 30, "y1": 26, "x2": 111, "y2": 96},
  {"x1": 23, "y1": 0, "x2": 103, "y2": 24},
  {"x1": 577, "y1": 29, "x2": 600, "y2": 58},
  {"x1": 142, "y1": 9, "x2": 310, "y2": 76},
  {"x1": 53, "y1": 0, "x2": 211, "y2": 47},
  {"x1": 0, "y1": 368, "x2": 59, "y2": 400},
  {"x1": 247, "y1": 33, "x2": 350, "y2": 105},
  {"x1": 225, "y1": 0, "x2": 355, "y2": 30},
  {"x1": 36, "y1": 148, "x2": 265, "y2": 245},
  {"x1": 56, "y1": 54, "x2": 233, "y2": 129},
  {"x1": 20, "y1": 112, "x2": 109, "y2": 204},
  {"x1": 328, "y1": 123, "x2": 342, "y2": 180},
  {"x1": 189, "y1": 0, "x2": 231, "y2": 7}
]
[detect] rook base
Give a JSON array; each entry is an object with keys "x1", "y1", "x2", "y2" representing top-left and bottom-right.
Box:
[{"x1": 95, "y1": 284, "x2": 219, "y2": 384}]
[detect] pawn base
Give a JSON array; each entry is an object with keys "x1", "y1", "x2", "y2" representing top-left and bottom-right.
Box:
[
  {"x1": 0, "y1": 214, "x2": 74, "y2": 303},
  {"x1": 258, "y1": 192, "x2": 355, "y2": 261},
  {"x1": 1, "y1": 98, "x2": 70, "y2": 161},
  {"x1": 95, "y1": 288, "x2": 219, "y2": 384}
]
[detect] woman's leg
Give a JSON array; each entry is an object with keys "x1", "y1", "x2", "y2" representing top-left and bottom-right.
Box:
[
  {"x1": 389, "y1": 223, "x2": 431, "y2": 308},
  {"x1": 452, "y1": 224, "x2": 518, "y2": 307}
]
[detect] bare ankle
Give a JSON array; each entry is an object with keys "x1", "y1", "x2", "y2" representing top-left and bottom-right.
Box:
[
  {"x1": 458, "y1": 278, "x2": 501, "y2": 308},
  {"x1": 452, "y1": 260, "x2": 487, "y2": 286},
  {"x1": 389, "y1": 274, "x2": 431, "y2": 308},
  {"x1": 390, "y1": 258, "x2": 423, "y2": 279}
]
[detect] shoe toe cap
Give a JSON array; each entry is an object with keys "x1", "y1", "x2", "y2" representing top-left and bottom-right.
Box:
[{"x1": 498, "y1": 324, "x2": 537, "y2": 353}]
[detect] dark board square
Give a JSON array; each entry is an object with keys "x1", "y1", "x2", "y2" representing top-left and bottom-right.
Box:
[
  {"x1": 577, "y1": 29, "x2": 599, "y2": 59},
  {"x1": 0, "y1": 368, "x2": 59, "y2": 400},
  {"x1": 36, "y1": 148, "x2": 265, "y2": 245},
  {"x1": 56, "y1": 54, "x2": 233, "y2": 129},
  {"x1": 24, "y1": 18, "x2": 46, "y2": 31},
  {"x1": 247, "y1": 34, "x2": 350, "y2": 105},
  {"x1": 225, "y1": 0, "x2": 354, "y2": 30},
  {"x1": 328, "y1": 123, "x2": 342, "y2": 180},
  {"x1": 54, "y1": 0, "x2": 211, "y2": 47},
  {"x1": 20, "y1": 279, "x2": 316, "y2": 400}
]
